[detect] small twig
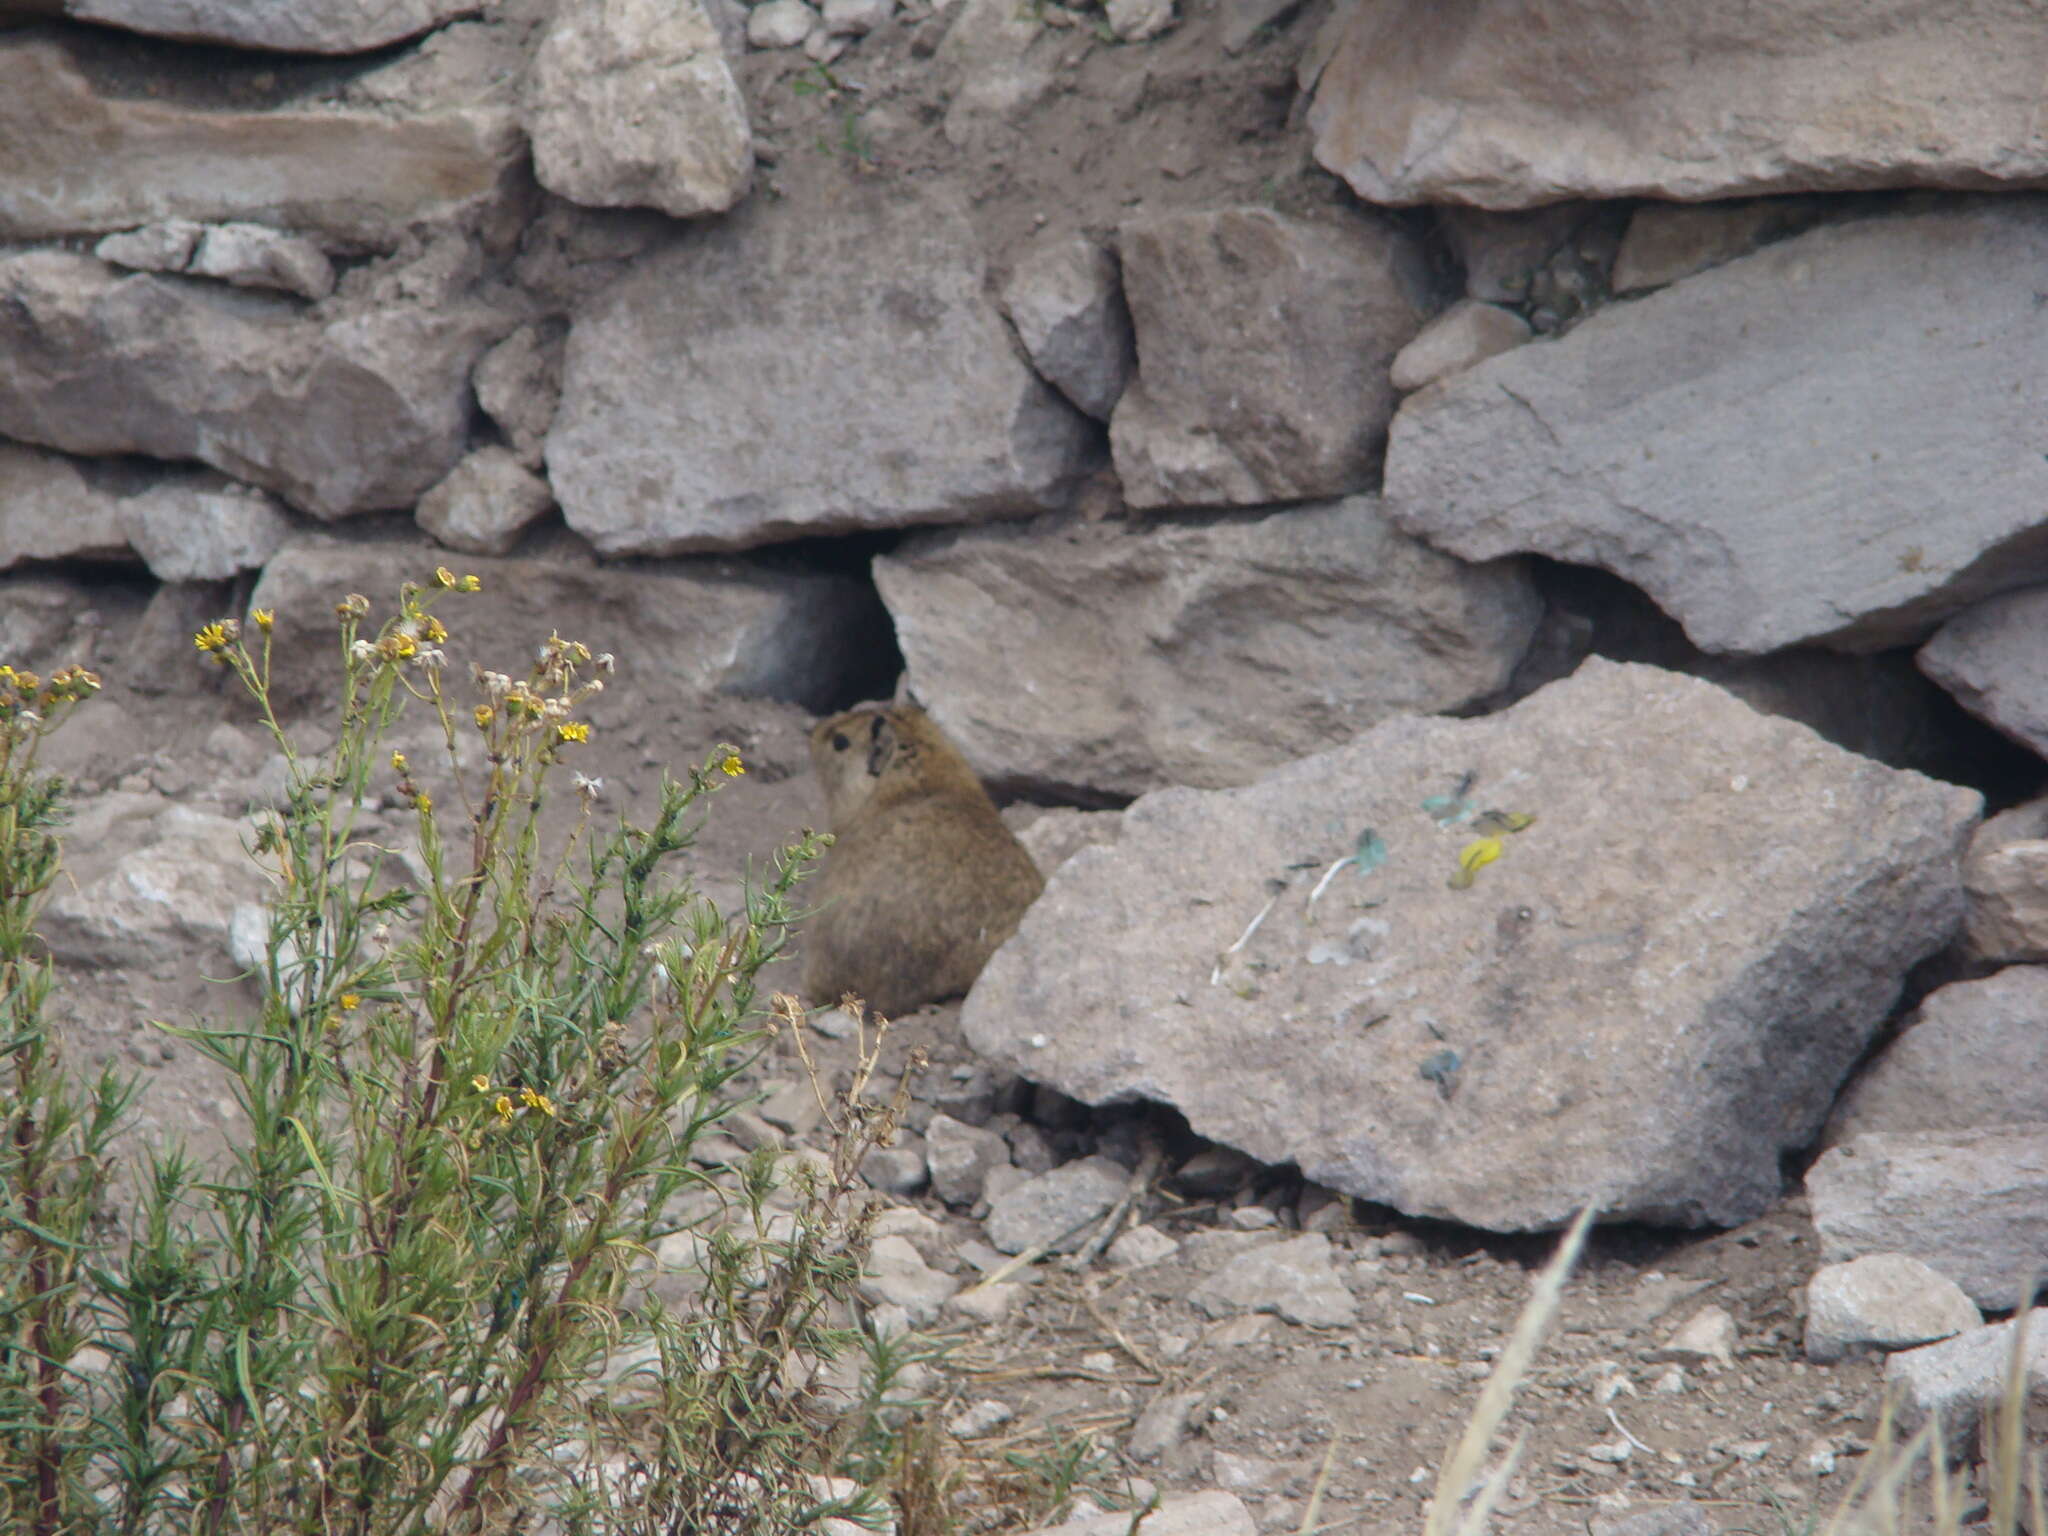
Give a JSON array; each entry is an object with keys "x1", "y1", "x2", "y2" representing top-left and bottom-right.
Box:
[
  {"x1": 1209, "y1": 887, "x2": 1283, "y2": 984},
  {"x1": 1298, "y1": 1439, "x2": 1341, "y2": 1536},
  {"x1": 1606, "y1": 1406, "x2": 1654, "y2": 1454},
  {"x1": 1066, "y1": 1144, "x2": 1164, "y2": 1270}
]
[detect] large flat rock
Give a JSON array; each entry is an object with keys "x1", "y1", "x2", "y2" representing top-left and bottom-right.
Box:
[
  {"x1": 64, "y1": 0, "x2": 471, "y2": 51},
  {"x1": 963, "y1": 660, "x2": 1980, "y2": 1231},
  {"x1": 874, "y1": 498, "x2": 1541, "y2": 799},
  {"x1": 546, "y1": 185, "x2": 1098, "y2": 554},
  {"x1": 1110, "y1": 208, "x2": 1425, "y2": 510},
  {"x1": 1385, "y1": 207, "x2": 2048, "y2": 655},
  {"x1": 0, "y1": 38, "x2": 521, "y2": 250},
  {"x1": 1305, "y1": 2, "x2": 2048, "y2": 208},
  {"x1": 0, "y1": 251, "x2": 500, "y2": 518}
]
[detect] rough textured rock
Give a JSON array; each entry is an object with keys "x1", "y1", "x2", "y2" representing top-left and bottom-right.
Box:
[
  {"x1": 982, "y1": 1155, "x2": 1127, "y2": 1254},
  {"x1": 473, "y1": 321, "x2": 565, "y2": 470},
  {"x1": 188, "y1": 223, "x2": 338, "y2": 300},
  {"x1": 0, "y1": 251, "x2": 499, "y2": 519},
  {"x1": 121, "y1": 476, "x2": 292, "y2": 582},
  {"x1": 0, "y1": 444, "x2": 135, "y2": 571},
  {"x1": 1613, "y1": 199, "x2": 1827, "y2": 293},
  {"x1": 1885, "y1": 1310, "x2": 2048, "y2": 1457},
  {"x1": 1105, "y1": 0, "x2": 1173, "y2": 42},
  {"x1": 875, "y1": 498, "x2": 1542, "y2": 799},
  {"x1": 1436, "y1": 204, "x2": 1598, "y2": 304},
  {"x1": 43, "y1": 802, "x2": 270, "y2": 969},
  {"x1": 747, "y1": 0, "x2": 818, "y2": 46},
  {"x1": 963, "y1": 660, "x2": 1981, "y2": 1231},
  {"x1": 1305, "y1": 2, "x2": 2048, "y2": 208},
  {"x1": 925, "y1": 1114, "x2": 1010, "y2": 1208},
  {"x1": 1000, "y1": 232, "x2": 1135, "y2": 422},
  {"x1": 64, "y1": 0, "x2": 473, "y2": 52},
  {"x1": 1808, "y1": 1128, "x2": 2048, "y2": 1310},
  {"x1": 1958, "y1": 799, "x2": 2048, "y2": 965},
  {"x1": 1386, "y1": 208, "x2": 2048, "y2": 655},
  {"x1": 415, "y1": 448, "x2": 554, "y2": 556},
  {"x1": 0, "y1": 39, "x2": 522, "y2": 250},
  {"x1": 1016, "y1": 1492, "x2": 1256, "y2": 1536},
  {"x1": 1389, "y1": 300, "x2": 1530, "y2": 392},
  {"x1": 1918, "y1": 585, "x2": 2048, "y2": 758},
  {"x1": 935, "y1": 0, "x2": 1053, "y2": 142},
  {"x1": 246, "y1": 536, "x2": 890, "y2": 717},
  {"x1": 1111, "y1": 208, "x2": 1426, "y2": 509},
  {"x1": 1188, "y1": 1234, "x2": 1356, "y2": 1327},
  {"x1": 525, "y1": 0, "x2": 752, "y2": 219},
  {"x1": 1826, "y1": 969, "x2": 2048, "y2": 1144},
  {"x1": 822, "y1": 0, "x2": 891, "y2": 35},
  {"x1": 547, "y1": 186, "x2": 1097, "y2": 553},
  {"x1": 1804, "y1": 1254, "x2": 1982, "y2": 1364}
]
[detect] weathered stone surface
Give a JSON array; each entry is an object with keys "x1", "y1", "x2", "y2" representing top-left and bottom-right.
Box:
[
  {"x1": 1919, "y1": 585, "x2": 2048, "y2": 759},
  {"x1": 963, "y1": 660, "x2": 1980, "y2": 1231},
  {"x1": 1106, "y1": 0, "x2": 1173, "y2": 42},
  {"x1": 1436, "y1": 204, "x2": 1597, "y2": 304},
  {"x1": 64, "y1": 0, "x2": 472, "y2": 52},
  {"x1": 0, "y1": 251, "x2": 499, "y2": 519},
  {"x1": 822, "y1": 0, "x2": 890, "y2": 36},
  {"x1": 875, "y1": 498, "x2": 1541, "y2": 799},
  {"x1": 246, "y1": 536, "x2": 889, "y2": 716},
  {"x1": 1826, "y1": 969, "x2": 2048, "y2": 1144},
  {"x1": 189, "y1": 224, "x2": 337, "y2": 301},
  {"x1": 747, "y1": 0, "x2": 817, "y2": 46},
  {"x1": 415, "y1": 448, "x2": 554, "y2": 556},
  {"x1": 1613, "y1": 199, "x2": 1827, "y2": 293},
  {"x1": 983, "y1": 1155, "x2": 1127, "y2": 1254},
  {"x1": 121, "y1": 476, "x2": 292, "y2": 582},
  {"x1": 1804, "y1": 1254, "x2": 1981, "y2": 1364},
  {"x1": 1188, "y1": 1234, "x2": 1355, "y2": 1328},
  {"x1": 924, "y1": 1113, "x2": 1010, "y2": 1208},
  {"x1": 1305, "y1": 2, "x2": 2048, "y2": 208},
  {"x1": 1111, "y1": 208, "x2": 1426, "y2": 509},
  {"x1": 473, "y1": 321, "x2": 565, "y2": 470},
  {"x1": 94, "y1": 219, "x2": 335, "y2": 299},
  {"x1": 1386, "y1": 209, "x2": 2048, "y2": 655},
  {"x1": 547, "y1": 186, "x2": 1096, "y2": 554},
  {"x1": 0, "y1": 39, "x2": 521, "y2": 250},
  {"x1": 526, "y1": 0, "x2": 752, "y2": 219},
  {"x1": 0, "y1": 443, "x2": 134, "y2": 570},
  {"x1": 1388, "y1": 300, "x2": 1529, "y2": 392},
  {"x1": 1000, "y1": 232, "x2": 1135, "y2": 422},
  {"x1": 935, "y1": 0, "x2": 1052, "y2": 142},
  {"x1": 1958, "y1": 799, "x2": 2048, "y2": 964},
  {"x1": 44, "y1": 801, "x2": 270, "y2": 969},
  {"x1": 1885, "y1": 1310, "x2": 2048, "y2": 1457},
  {"x1": 1016, "y1": 1492, "x2": 1256, "y2": 1536},
  {"x1": 1808, "y1": 1127, "x2": 2048, "y2": 1310}
]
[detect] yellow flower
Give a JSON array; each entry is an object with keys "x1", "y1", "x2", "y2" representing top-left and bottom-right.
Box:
[
  {"x1": 414, "y1": 792, "x2": 433, "y2": 814},
  {"x1": 390, "y1": 751, "x2": 408, "y2": 773},
  {"x1": 474, "y1": 704, "x2": 495, "y2": 730},
  {"x1": 519, "y1": 1086, "x2": 558, "y2": 1119},
  {"x1": 434, "y1": 566, "x2": 456, "y2": 589},
  {"x1": 494, "y1": 1094, "x2": 514, "y2": 1123},
  {"x1": 338, "y1": 992, "x2": 362, "y2": 1012},
  {"x1": 422, "y1": 615, "x2": 448, "y2": 644},
  {"x1": 382, "y1": 633, "x2": 418, "y2": 660},
  {"x1": 471, "y1": 1074, "x2": 490, "y2": 1092},
  {"x1": 252, "y1": 608, "x2": 275, "y2": 633},
  {"x1": 555, "y1": 721, "x2": 591, "y2": 745},
  {"x1": 193, "y1": 622, "x2": 231, "y2": 654},
  {"x1": 459, "y1": 574, "x2": 482, "y2": 592},
  {"x1": 720, "y1": 753, "x2": 745, "y2": 778}
]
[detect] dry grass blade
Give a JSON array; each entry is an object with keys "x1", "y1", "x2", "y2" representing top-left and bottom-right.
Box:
[
  {"x1": 1423, "y1": 1204, "x2": 1593, "y2": 1536},
  {"x1": 1296, "y1": 1437, "x2": 1340, "y2": 1536},
  {"x1": 1989, "y1": 1292, "x2": 2035, "y2": 1536}
]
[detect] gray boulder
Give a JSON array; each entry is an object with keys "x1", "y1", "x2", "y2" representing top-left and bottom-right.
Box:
[
  {"x1": 1110, "y1": 207, "x2": 1426, "y2": 509},
  {"x1": 0, "y1": 38, "x2": 520, "y2": 250},
  {"x1": 1000, "y1": 232, "x2": 1136, "y2": 421},
  {"x1": 0, "y1": 251, "x2": 500, "y2": 519},
  {"x1": 0, "y1": 443, "x2": 134, "y2": 570},
  {"x1": 875, "y1": 497, "x2": 1541, "y2": 799},
  {"x1": 525, "y1": 0, "x2": 752, "y2": 219},
  {"x1": 1386, "y1": 207, "x2": 2048, "y2": 655},
  {"x1": 1918, "y1": 585, "x2": 2048, "y2": 759},
  {"x1": 1804, "y1": 1253, "x2": 1981, "y2": 1364},
  {"x1": 415, "y1": 448, "x2": 554, "y2": 556},
  {"x1": 546, "y1": 185, "x2": 1097, "y2": 554},
  {"x1": 963, "y1": 660, "x2": 1980, "y2": 1231},
  {"x1": 1808, "y1": 1127, "x2": 2048, "y2": 1311},
  {"x1": 1886, "y1": 1310, "x2": 2048, "y2": 1458},
  {"x1": 1306, "y1": 1, "x2": 2048, "y2": 207},
  {"x1": 1826, "y1": 968, "x2": 2048, "y2": 1144},
  {"x1": 65, "y1": 0, "x2": 472, "y2": 52},
  {"x1": 1958, "y1": 798, "x2": 2048, "y2": 965}
]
